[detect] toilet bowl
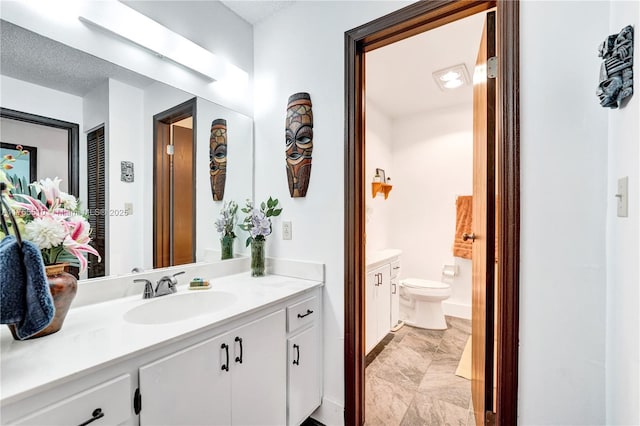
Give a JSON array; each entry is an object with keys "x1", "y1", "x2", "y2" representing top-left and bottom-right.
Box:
[{"x1": 399, "y1": 278, "x2": 451, "y2": 330}]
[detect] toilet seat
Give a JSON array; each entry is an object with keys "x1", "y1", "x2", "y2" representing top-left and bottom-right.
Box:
[{"x1": 402, "y1": 278, "x2": 450, "y2": 290}]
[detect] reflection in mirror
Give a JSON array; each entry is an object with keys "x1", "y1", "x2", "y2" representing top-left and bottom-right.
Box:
[
  {"x1": 0, "y1": 20, "x2": 254, "y2": 279},
  {"x1": 0, "y1": 108, "x2": 79, "y2": 196}
]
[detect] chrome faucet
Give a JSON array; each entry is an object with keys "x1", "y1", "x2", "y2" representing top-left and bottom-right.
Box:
[
  {"x1": 133, "y1": 271, "x2": 185, "y2": 299},
  {"x1": 154, "y1": 271, "x2": 185, "y2": 297}
]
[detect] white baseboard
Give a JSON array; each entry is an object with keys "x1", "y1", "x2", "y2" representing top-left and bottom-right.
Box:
[
  {"x1": 443, "y1": 300, "x2": 471, "y2": 320},
  {"x1": 311, "y1": 396, "x2": 344, "y2": 426}
]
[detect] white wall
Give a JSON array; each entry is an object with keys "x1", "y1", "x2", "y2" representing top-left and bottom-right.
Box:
[
  {"x1": 365, "y1": 100, "x2": 393, "y2": 253},
  {"x1": 108, "y1": 79, "x2": 145, "y2": 275},
  {"x1": 253, "y1": 2, "x2": 412, "y2": 423},
  {"x1": 605, "y1": 1, "x2": 639, "y2": 424},
  {"x1": 389, "y1": 107, "x2": 473, "y2": 316},
  {"x1": 520, "y1": 1, "x2": 608, "y2": 424},
  {"x1": 0, "y1": 75, "x2": 83, "y2": 126},
  {"x1": 0, "y1": 118, "x2": 69, "y2": 191},
  {"x1": 257, "y1": 0, "x2": 617, "y2": 424}
]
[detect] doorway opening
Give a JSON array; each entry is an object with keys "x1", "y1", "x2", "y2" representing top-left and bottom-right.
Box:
[
  {"x1": 344, "y1": 1, "x2": 520, "y2": 425},
  {"x1": 153, "y1": 98, "x2": 197, "y2": 269}
]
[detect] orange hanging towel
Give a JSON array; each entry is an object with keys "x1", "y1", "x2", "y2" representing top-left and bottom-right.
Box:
[{"x1": 453, "y1": 195, "x2": 473, "y2": 259}]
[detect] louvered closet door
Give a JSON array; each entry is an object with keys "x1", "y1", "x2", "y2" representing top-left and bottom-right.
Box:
[{"x1": 87, "y1": 126, "x2": 106, "y2": 278}]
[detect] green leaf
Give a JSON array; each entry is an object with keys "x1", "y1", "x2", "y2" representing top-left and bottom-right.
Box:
[
  {"x1": 260, "y1": 201, "x2": 266, "y2": 211},
  {"x1": 272, "y1": 208, "x2": 282, "y2": 217},
  {"x1": 245, "y1": 237, "x2": 252, "y2": 247},
  {"x1": 273, "y1": 198, "x2": 279, "y2": 206},
  {"x1": 267, "y1": 197, "x2": 275, "y2": 208},
  {"x1": 266, "y1": 210, "x2": 273, "y2": 217}
]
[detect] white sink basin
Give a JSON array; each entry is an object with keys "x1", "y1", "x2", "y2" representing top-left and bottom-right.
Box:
[{"x1": 124, "y1": 291, "x2": 238, "y2": 325}]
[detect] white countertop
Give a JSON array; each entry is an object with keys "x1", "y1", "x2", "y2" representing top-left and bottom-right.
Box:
[
  {"x1": 0, "y1": 272, "x2": 322, "y2": 405},
  {"x1": 367, "y1": 249, "x2": 402, "y2": 269}
]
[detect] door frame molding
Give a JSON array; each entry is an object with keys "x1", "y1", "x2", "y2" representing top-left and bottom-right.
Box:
[
  {"x1": 152, "y1": 97, "x2": 197, "y2": 268},
  {"x1": 343, "y1": 1, "x2": 520, "y2": 425}
]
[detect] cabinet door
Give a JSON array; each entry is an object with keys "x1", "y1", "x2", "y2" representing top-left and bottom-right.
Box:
[
  {"x1": 377, "y1": 264, "x2": 392, "y2": 343},
  {"x1": 365, "y1": 269, "x2": 377, "y2": 354},
  {"x1": 139, "y1": 333, "x2": 231, "y2": 426},
  {"x1": 13, "y1": 375, "x2": 131, "y2": 426},
  {"x1": 231, "y1": 309, "x2": 286, "y2": 425},
  {"x1": 288, "y1": 325, "x2": 321, "y2": 426}
]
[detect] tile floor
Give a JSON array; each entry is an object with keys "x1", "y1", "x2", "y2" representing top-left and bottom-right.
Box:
[{"x1": 365, "y1": 316, "x2": 475, "y2": 426}]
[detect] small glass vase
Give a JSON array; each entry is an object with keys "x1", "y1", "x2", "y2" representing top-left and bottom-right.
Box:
[
  {"x1": 251, "y1": 238, "x2": 266, "y2": 277},
  {"x1": 221, "y1": 235, "x2": 235, "y2": 260}
]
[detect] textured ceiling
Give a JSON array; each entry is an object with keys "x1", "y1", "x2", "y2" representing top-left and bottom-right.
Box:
[
  {"x1": 219, "y1": 1, "x2": 295, "y2": 25},
  {"x1": 366, "y1": 11, "x2": 486, "y2": 118},
  {"x1": 0, "y1": 20, "x2": 155, "y2": 97}
]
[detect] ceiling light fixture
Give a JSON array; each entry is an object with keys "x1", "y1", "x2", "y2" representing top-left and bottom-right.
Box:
[
  {"x1": 432, "y1": 64, "x2": 470, "y2": 91},
  {"x1": 78, "y1": 1, "x2": 224, "y2": 81}
]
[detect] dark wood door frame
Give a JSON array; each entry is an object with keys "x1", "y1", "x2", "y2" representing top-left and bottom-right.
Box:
[
  {"x1": 344, "y1": 1, "x2": 520, "y2": 425},
  {"x1": 152, "y1": 98, "x2": 197, "y2": 268}
]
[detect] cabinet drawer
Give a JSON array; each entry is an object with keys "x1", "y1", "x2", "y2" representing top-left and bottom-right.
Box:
[
  {"x1": 390, "y1": 260, "x2": 401, "y2": 278},
  {"x1": 287, "y1": 296, "x2": 319, "y2": 333},
  {"x1": 13, "y1": 374, "x2": 131, "y2": 426}
]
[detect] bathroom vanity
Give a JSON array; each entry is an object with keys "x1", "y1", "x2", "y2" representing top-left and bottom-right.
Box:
[
  {"x1": 0, "y1": 272, "x2": 323, "y2": 426},
  {"x1": 365, "y1": 249, "x2": 401, "y2": 354}
]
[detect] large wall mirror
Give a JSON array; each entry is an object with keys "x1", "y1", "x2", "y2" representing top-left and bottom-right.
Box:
[{"x1": 0, "y1": 19, "x2": 254, "y2": 279}]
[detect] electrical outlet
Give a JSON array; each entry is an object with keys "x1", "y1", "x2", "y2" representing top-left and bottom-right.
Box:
[
  {"x1": 282, "y1": 221, "x2": 292, "y2": 240},
  {"x1": 125, "y1": 202, "x2": 133, "y2": 216}
]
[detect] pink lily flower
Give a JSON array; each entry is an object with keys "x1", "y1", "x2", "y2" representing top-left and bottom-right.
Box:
[{"x1": 63, "y1": 217, "x2": 100, "y2": 272}]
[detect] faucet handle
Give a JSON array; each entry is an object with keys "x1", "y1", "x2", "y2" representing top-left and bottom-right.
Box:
[
  {"x1": 170, "y1": 271, "x2": 186, "y2": 286},
  {"x1": 134, "y1": 279, "x2": 155, "y2": 299}
]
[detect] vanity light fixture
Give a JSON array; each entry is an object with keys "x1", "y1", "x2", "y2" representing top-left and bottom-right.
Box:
[
  {"x1": 78, "y1": 1, "x2": 224, "y2": 81},
  {"x1": 432, "y1": 64, "x2": 470, "y2": 91}
]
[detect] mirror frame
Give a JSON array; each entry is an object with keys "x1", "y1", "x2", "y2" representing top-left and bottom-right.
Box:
[{"x1": 0, "y1": 107, "x2": 80, "y2": 197}]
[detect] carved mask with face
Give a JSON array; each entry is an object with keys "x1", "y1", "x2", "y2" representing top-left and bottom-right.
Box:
[
  {"x1": 209, "y1": 119, "x2": 227, "y2": 201},
  {"x1": 285, "y1": 93, "x2": 313, "y2": 198}
]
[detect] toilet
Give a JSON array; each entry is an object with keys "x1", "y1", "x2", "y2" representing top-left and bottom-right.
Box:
[{"x1": 399, "y1": 278, "x2": 451, "y2": 330}]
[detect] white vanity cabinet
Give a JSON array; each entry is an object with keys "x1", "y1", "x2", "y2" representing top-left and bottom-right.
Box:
[
  {"x1": 139, "y1": 310, "x2": 286, "y2": 426},
  {"x1": 1, "y1": 279, "x2": 323, "y2": 426},
  {"x1": 286, "y1": 296, "x2": 321, "y2": 426},
  {"x1": 366, "y1": 263, "x2": 391, "y2": 354}
]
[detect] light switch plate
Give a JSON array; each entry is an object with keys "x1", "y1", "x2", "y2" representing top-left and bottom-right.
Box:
[
  {"x1": 282, "y1": 221, "x2": 292, "y2": 240},
  {"x1": 617, "y1": 176, "x2": 628, "y2": 217}
]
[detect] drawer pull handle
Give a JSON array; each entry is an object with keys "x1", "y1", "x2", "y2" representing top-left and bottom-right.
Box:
[
  {"x1": 293, "y1": 344, "x2": 300, "y2": 365},
  {"x1": 297, "y1": 309, "x2": 314, "y2": 319},
  {"x1": 221, "y1": 343, "x2": 229, "y2": 371},
  {"x1": 393, "y1": 266, "x2": 400, "y2": 270},
  {"x1": 235, "y1": 336, "x2": 243, "y2": 364},
  {"x1": 78, "y1": 408, "x2": 104, "y2": 426}
]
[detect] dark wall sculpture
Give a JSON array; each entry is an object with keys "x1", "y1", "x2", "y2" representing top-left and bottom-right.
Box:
[
  {"x1": 285, "y1": 92, "x2": 313, "y2": 198},
  {"x1": 597, "y1": 25, "x2": 634, "y2": 108},
  {"x1": 209, "y1": 118, "x2": 227, "y2": 201}
]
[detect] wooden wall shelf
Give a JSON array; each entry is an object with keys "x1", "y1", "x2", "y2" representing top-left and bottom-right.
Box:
[{"x1": 371, "y1": 182, "x2": 393, "y2": 199}]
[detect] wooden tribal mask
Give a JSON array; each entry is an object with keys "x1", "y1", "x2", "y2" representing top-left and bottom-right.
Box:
[
  {"x1": 209, "y1": 118, "x2": 227, "y2": 201},
  {"x1": 285, "y1": 92, "x2": 313, "y2": 198}
]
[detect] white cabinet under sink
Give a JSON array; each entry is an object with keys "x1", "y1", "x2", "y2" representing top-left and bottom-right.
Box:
[
  {"x1": 366, "y1": 250, "x2": 402, "y2": 355},
  {"x1": 366, "y1": 263, "x2": 391, "y2": 354},
  {"x1": 139, "y1": 310, "x2": 286, "y2": 425},
  {"x1": 1, "y1": 286, "x2": 322, "y2": 426}
]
